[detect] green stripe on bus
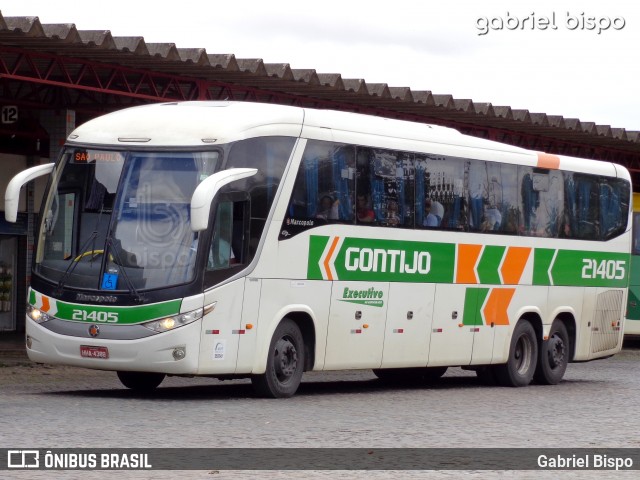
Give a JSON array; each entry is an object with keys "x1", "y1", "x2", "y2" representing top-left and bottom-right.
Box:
[
  {"x1": 308, "y1": 236, "x2": 629, "y2": 288},
  {"x1": 53, "y1": 299, "x2": 182, "y2": 325},
  {"x1": 533, "y1": 248, "x2": 555, "y2": 286},
  {"x1": 477, "y1": 246, "x2": 506, "y2": 284},
  {"x1": 326, "y1": 236, "x2": 456, "y2": 283},
  {"x1": 308, "y1": 235, "x2": 330, "y2": 280},
  {"x1": 29, "y1": 290, "x2": 36, "y2": 305},
  {"x1": 463, "y1": 288, "x2": 489, "y2": 326}
]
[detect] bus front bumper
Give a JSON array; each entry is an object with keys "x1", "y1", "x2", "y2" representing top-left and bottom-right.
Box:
[{"x1": 25, "y1": 317, "x2": 201, "y2": 374}]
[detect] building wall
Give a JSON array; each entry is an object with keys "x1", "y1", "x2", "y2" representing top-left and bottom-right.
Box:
[{"x1": 0, "y1": 153, "x2": 49, "y2": 213}]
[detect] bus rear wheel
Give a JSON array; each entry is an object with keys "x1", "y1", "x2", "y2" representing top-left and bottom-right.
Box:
[
  {"x1": 534, "y1": 320, "x2": 569, "y2": 385},
  {"x1": 117, "y1": 371, "x2": 165, "y2": 391},
  {"x1": 495, "y1": 320, "x2": 538, "y2": 387},
  {"x1": 252, "y1": 319, "x2": 305, "y2": 398}
]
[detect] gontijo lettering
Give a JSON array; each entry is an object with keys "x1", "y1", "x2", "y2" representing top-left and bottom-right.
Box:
[
  {"x1": 345, "y1": 247, "x2": 431, "y2": 274},
  {"x1": 307, "y1": 235, "x2": 455, "y2": 283}
]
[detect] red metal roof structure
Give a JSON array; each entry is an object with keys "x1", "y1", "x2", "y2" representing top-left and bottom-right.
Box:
[{"x1": 1, "y1": 12, "x2": 640, "y2": 184}]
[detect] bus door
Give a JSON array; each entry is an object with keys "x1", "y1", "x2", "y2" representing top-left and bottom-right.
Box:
[
  {"x1": 380, "y1": 283, "x2": 435, "y2": 368},
  {"x1": 468, "y1": 287, "x2": 497, "y2": 365},
  {"x1": 428, "y1": 284, "x2": 475, "y2": 366},
  {"x1": 199, "y1": 195, "x2": 251, "y2": 373},
  {"x1": 323, "y1": 281, "x2": 389, "y2": 370}
]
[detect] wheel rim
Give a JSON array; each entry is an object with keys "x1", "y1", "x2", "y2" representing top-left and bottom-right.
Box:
[
  {"x1": 547, "y1": 333, "x2": 566, "y2": 370},
  {"x1": 273, "y1": 336, "x2": 298, "y2": 384},
  {"x1": 514, "y1": 333, "x2": 534, "y2": 375}
]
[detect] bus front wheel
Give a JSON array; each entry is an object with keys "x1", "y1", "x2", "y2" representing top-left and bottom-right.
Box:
[
  {"x1": 252, "y1": 319, "x2": 305, "y2": 398},
  {"x1": 495, "y1": 320, "x2": 538, "y2": 387},
  {"x1": 534, "y1": 320, "x2": 569, "y2": 385},
  {"x1": 117, "y1": 371, "x2": 165, "y2": 391}
]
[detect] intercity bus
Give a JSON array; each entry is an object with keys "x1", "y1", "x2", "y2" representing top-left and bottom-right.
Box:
[
  {"x1": 625, "y1": 193, "x2": 640, "y2": 335},
  {"x1": 5, "y1": 102, "x2": 632, "y2": 397}
]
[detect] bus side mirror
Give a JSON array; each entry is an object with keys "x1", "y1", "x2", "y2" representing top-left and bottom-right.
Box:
[
  {"x1": 190, "y1": 168, "x2": 257, "y2": 232},
  {"x1": 4, "y1": 163, "x2": 55, "y2": 222}
]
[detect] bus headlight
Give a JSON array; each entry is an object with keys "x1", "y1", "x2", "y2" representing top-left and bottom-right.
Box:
[
  {"x1": 142, "y1": 308, "x2": 203, "y2": 333},
  {"x1": 27, "y1": 304, "x2": 53, "y2": 324}
]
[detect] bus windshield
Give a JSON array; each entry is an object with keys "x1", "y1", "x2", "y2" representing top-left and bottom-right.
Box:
[{"x1": 35, "y1": 148, "x2": 220, "y2": 291}]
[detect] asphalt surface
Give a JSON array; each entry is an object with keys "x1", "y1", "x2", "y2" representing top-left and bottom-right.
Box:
[{"x1": 1, "y1": 334, "x2": 640, "y2": 479}]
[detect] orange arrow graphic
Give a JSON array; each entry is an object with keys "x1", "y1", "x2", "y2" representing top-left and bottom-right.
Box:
[
  {"x1": 500, "y1": 247, "x2": 531, "y2": 285},
  {"x1": 482, "y1": 288, "x2": 515, "y2": 326},
  {"x1": 456, "y1": 244, "x2": 482, "y2": 284},
  {"x1": 323, "y1": 237, "x2": 340, "y2": 280}
]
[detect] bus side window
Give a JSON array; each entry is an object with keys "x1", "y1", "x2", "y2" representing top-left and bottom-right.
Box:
[
  {"x1": 417, "y1": 155, "x2": 466, "y2": 230},
  {"x1": 368, "y1": 149, "x2": 413, "y2": 227},
  {"x1": 206, "y1": 199, "x2": 249, "y2": 274},
  {"x1": 287, "y1": 141, "x2": 355, "y2": 223},
  {"x1": 208, "y1": 201, "x2": 234, "y2": 270},
  {"x1": 468, "y1": 161, "x2": 518, "y2": 234}
]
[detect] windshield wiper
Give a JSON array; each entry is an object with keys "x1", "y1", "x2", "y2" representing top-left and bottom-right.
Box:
[
  {"x1": 104, "y1": 235, "x2": 143, "y2": 303},
  {"x1": 54, "y1": 230, "x2": 99, "y2": 297}
]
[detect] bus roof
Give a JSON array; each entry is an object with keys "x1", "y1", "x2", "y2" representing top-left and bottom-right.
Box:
[{"x1": 66, "y1": 101, "x2": 628, "y2": 180}]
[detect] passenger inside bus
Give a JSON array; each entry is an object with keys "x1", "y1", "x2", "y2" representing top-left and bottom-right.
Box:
[
  {"x1": 316, "y1": 195, "x2": 339, "y2": 220},
  {"x1": 356, "y1": 194, "x2": 375, "y2": 223},
  {"x1": 386, "y1": 200, "x2": 401, "y2": 226},
  {"x1": 423, "y1": 198, "x2": 442, "y2": 227}
]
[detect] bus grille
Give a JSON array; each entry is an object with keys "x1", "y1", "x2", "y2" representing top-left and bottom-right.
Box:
[{"x1": 591, "y1": 290, "x2": 623, "y2": 354}]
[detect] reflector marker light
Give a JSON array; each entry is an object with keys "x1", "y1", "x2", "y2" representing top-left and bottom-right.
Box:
[
  {"x1": 232, "y1": 329, "x2": 246, "y2": 335},
  {"x1": 432, "y1": 328, "x2": 443, "y2": 333},
  {"x1": 393, "y1": 329, "x2": 404, "y2": 333},
  {"x1": 205, "y1": 330, "x2": 220, "y2": 335},
  {"x1": 350, "y1": 329, "x2": 362, "y2": 334}
]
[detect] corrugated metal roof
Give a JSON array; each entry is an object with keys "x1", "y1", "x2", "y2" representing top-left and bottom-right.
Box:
[{"x1": 1, "y1": 12, "x2": 639, "y2": 158}]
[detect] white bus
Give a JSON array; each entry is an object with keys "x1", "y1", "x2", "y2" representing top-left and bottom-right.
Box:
[{"x1": 5, "y1": 101, "x2": 631, "y2": 397}]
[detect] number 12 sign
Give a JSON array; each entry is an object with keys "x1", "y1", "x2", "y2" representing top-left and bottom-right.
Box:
[{"x1": 2, "y1": 105, "x2": 18, "y2": 124}]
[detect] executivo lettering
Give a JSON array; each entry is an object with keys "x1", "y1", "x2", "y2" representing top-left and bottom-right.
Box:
[{"x1": 340, "y1": 287, "x2": 384, "y2": 307}]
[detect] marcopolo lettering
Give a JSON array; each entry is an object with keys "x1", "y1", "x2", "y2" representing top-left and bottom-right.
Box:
[{"x1": 345, "y1": 247, "x2": 431, "y2": 274}]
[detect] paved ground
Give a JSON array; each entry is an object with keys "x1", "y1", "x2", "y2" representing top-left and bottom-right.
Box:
[{"x1": 1, "y1": 335, "x2": 640, "y2": 479}]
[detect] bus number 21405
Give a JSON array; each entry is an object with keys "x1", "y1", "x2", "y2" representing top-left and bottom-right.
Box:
[
  {"x1": 72, "y1": 310, "x2": 119, "y2": 323},
  {"x1": 581, "y1": 259, "x2": 626, "y2": 280}
]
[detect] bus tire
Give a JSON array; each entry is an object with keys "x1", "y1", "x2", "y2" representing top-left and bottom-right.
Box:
[
  {"x1": 117, "y1": 371, "x2": 165, "y2": 391},
  {"x1": 495, "y1": 320, "x2": 538, "y2": 387},
  {"x1": 251, "y1": 319, "x2": 304, "y2": 398},
  {"x1": 534, "y1": 320, "x2": 569, "y2": 385},
  {"x1": 476, "y1": 366, "x2": 499, "y2": 386}
]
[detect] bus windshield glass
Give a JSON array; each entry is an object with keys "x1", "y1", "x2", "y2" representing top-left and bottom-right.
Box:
[{"x1": 34, "y1": 148, "x2": 220, "y2": 291}]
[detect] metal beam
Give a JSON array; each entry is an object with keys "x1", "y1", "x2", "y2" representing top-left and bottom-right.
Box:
[{"x1": 2, "y1": 46, "x2": 640, "y2": 170}]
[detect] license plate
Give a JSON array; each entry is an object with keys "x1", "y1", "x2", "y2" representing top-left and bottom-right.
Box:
[{"x1": 80, "y1": 345, "x2": 109, "y2": 359}]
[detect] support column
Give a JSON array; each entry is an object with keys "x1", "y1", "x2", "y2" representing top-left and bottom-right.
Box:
[{"x1": 40, "y1": 109, "x2": 76, "y2": 161}]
